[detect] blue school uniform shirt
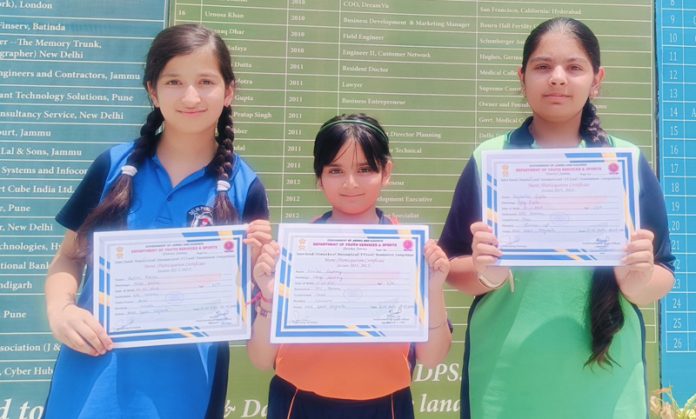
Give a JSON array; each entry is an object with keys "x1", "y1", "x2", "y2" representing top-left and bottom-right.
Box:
[{"x1": 45, "y1": 142, "x2": 269, "y2": 419}]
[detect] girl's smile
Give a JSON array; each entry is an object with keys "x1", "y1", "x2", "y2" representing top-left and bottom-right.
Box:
[
  {"x1": 319, "y1": 139, "x2": 392, "y2": 224},
  {"x1": 148, "y1": 47, "x2": 233, "y2": 139}
]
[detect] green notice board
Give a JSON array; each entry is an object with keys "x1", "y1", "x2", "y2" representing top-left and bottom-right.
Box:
[
  {"x1": 0, "y1": 0, "x2": 658, "y2": 418},
  {"x1": 170, "y1": 1, "x2": 658, "y2": 417}
]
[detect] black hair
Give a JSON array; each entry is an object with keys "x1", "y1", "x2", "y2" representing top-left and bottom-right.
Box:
[
  {"x1": 522, "y1": 17, "x2": 609, "y2": 146},
  {"x1": 76, "y1": 24, "x2": 239, "y2": 257},
  {"x1": 523, "y1": 17, "x2": 620, "y2": 367},
  {"x1": 313, "y1": 113, "x2": 391, "y2": 178}
]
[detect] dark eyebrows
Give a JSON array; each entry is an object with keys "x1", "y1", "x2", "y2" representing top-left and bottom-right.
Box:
[{"x1": 528, "y1": 56, "x2": 589, "y2": 64}]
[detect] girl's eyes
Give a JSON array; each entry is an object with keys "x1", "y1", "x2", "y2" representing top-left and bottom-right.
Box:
[
  {"x1": 162, "y1": 79, "x2": 217, "y2": 86},
  {"x1": 531, "y1": 65, "x2": 586, "y2": 74},
  {"x1": 326, "y1": 167, "x2": 375, "y2": 175}
]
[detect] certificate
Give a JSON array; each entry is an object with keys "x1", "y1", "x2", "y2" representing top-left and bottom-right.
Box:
[
  {"x1": 481, "y1": 148, "x2": 640, "y2": 266},
  {"x1": 93, "y1": 225, "x2": 251, "y2": 348},
  {"x1": 270, "y1": 223, "x2": 429, "y2": 344}
]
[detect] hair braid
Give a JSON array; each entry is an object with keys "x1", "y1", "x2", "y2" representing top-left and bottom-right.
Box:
[
  {"x1": 586, "y1": 268, "x2": 625, "y2": 367},
  {"x1": 580, "y1": 101, "x2": 622, "y2": 366},
  {"x1": 581, "y1": 101, "x2": 609, "y2": 146},
  {"x1": 212, "y1": 106, "x2": 239, "y2": 224},
  {"x1": 523, "y1": 17, "x2": 624, "y2": 367},
  {"x1": 75, "y1": 108, "x2": 163, "y2": 258}
]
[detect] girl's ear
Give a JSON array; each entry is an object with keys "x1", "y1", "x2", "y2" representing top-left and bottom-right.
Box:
[
  {"x1": 147, "y1": 81, "x2": 159, "y2": 108},
  {"x1": 224, "y1": 84, "x2": 235, "y2": 107},
  {"x1": 517, "y1": 67, "x2": 525, "y2": 96},
  {"x1": 381, "y1": 160, "x2": 393, "y2": 186},
  {"x1": 590, "y1": 67, "x2": 606, "y2": 99}
]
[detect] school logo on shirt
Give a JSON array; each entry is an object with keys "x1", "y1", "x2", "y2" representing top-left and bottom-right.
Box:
[{"x1": 187, "y1": 205, "x2": 214, "y2": 227}]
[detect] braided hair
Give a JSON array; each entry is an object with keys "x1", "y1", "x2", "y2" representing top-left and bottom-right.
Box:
[
  {"x1": 522, "y1": 17, "x2": 622, "y2": 367},
  {"x1": 76, "y1": 24, "x2": 238, "y2": 257}
]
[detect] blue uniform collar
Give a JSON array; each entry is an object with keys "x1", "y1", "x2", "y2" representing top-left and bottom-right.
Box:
[{"x1": 507, "y1": 116, "x2": 607, "y2": 149}]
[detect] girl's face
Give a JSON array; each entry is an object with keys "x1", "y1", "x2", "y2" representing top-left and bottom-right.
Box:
[
  {"x1": 147, "y1": 47, "x2": 234, "y2": 138},
  {"x1": 319, "y1": 140, "x2": 392, "y2": 222},
  {"x1": 518, "y1": 31, "x2": 604, "y2": 126}
]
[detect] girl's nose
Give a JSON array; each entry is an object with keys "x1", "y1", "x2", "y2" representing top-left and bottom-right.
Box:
[
  {"x1": 181, "y1": 85, "x2": 201, "y2": 105},
  {"x1": 343, "y1": 173, "x2": 358, "y2": 188},
  {"x1": 549, "y1": 66, "x2": 567, "y2": 86}
]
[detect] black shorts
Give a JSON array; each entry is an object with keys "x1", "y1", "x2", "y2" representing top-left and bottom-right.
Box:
[{"x1": 267, "y1": 375, "x2": 415, "y2": 419}]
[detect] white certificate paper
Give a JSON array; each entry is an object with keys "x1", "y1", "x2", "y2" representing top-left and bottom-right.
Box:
[
  {"x1": 270, "y1": 223, "x2": 429, "y2": 344},
  {"x1": 93, "y1": 225, "x2": 251, "y2": 348},
  {"x1": 481, "y1": 148, "x2": 640, "y2": 266}
]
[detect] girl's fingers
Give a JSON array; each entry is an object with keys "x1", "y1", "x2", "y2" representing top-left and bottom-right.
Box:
[
  {"x1": 65, "y1": 328, "x2": 100, "y2": 356},
  {"x1": 473, "y1": 232, "x2": 499, "y2": 248},
  {"x1": 622, "y1": 250, "x2": 654, "y2": 266},
  {"x1": 83, "y1": 315, "x2": 113, "y2": 351},
  {"x1": 265, "y1": 242, "x2": 280, "y2": 259},
  {"x1": 474, "y1": 255, "x2": 499, "y2": 267},
  {"x1": 245, "y1": 233, "x2": 271, "y2": 249},
  {"x1": 474, "y1": 242, "x2": 502, "y2": 258},
  {"x1": 631, "y1": 229, "x2": 654, "y2": 242},
  {"x1": 470, "y1": 221, "x2": 492, "y2": 235},
  {"x1": 625, "y1": 239, "x2": 653, "y2": 254},
  {"x1": 432, "y1": 257, "x2": 450, "y2": 274},
  {"x1": 75, "y1": 321, "x2": 106, "y2": 355},
  {"x1": 248, "y1": 219, "x2": 271, "y2": 231},
  {"x1": 245, "y1": 220, "x2": 273, "y2": 248},
  {"x1": 57, "y1": 306, "x2": 111, "y2": 355},
  {"x1": 424, "y1": 241, "x2": 449, "y2": 274},
  {"x1": 258, "y1": 259, "x2": 276, "y2": 276}
]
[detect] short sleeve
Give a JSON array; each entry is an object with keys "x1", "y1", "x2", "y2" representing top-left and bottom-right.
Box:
[
  {"x1": 438, "y1": 157, "x2": 481, "y2": 258},
  {"x1": 638, "y1": 155, "x2": 675, "y2": 272},
  {"x1": 241, "y1": 178, "x2": 270, "y2": 222},
  {"x1": 55, "y1": 150, "x2": 110, "y2": 231}
]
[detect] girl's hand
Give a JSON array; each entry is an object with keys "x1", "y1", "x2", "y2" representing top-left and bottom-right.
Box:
[
  {"x1": 470, "y1": 221, "x2": 509, "y2": 286},
  {"x1": 252, "y1": 241, "x2": 279, "y2": 299},
  {"x1": 424, "y1": 239, "x2": 449, "y2": 289},
  {"x1": 48, "y1": 303, "x2": 112, "y2": 356},
  {"x1": 615, "y1": 229, "x2": 655, "y2": 288},
  {"x1": 245, "y1": 219, "x2": 272, "y2": 264}
]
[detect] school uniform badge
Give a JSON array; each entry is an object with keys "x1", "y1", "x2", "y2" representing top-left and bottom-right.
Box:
[{"x1": 187, "y1": 205, "x2": 214, "y2": 227}]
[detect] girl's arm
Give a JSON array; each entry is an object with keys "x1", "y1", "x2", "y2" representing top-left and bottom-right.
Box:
[
  {"x1": 415, "y1": 240, "x2": 452, "y2": 368},
  {"x1": 246, "y1": 241, "x2": 279, "y2": 370},
  {"x1": 45, "y1": 230, "x2": 112, "y2": 356},
  {"x1": 615, "y1": 229, "x2": 675, "y2": 305},
  {"x1": 446, "y1": 222, "x2": 512, "y2": 296}
]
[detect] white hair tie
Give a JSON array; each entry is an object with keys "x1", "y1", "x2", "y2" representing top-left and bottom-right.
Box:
[
  {"x1": 217, "y1": 180, "x2": 231, "y2": 192},
  {"x1": 121, "y1": 165, "x2": 137, "y2": 177}
]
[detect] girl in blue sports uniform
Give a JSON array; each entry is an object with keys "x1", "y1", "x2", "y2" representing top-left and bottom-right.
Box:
[
  {"x1": 43, "y1": 24, "x2": 271, "y2": 418},
  {"x1": 439, "y1": 17, "x2": 675, "y2": 419}
]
